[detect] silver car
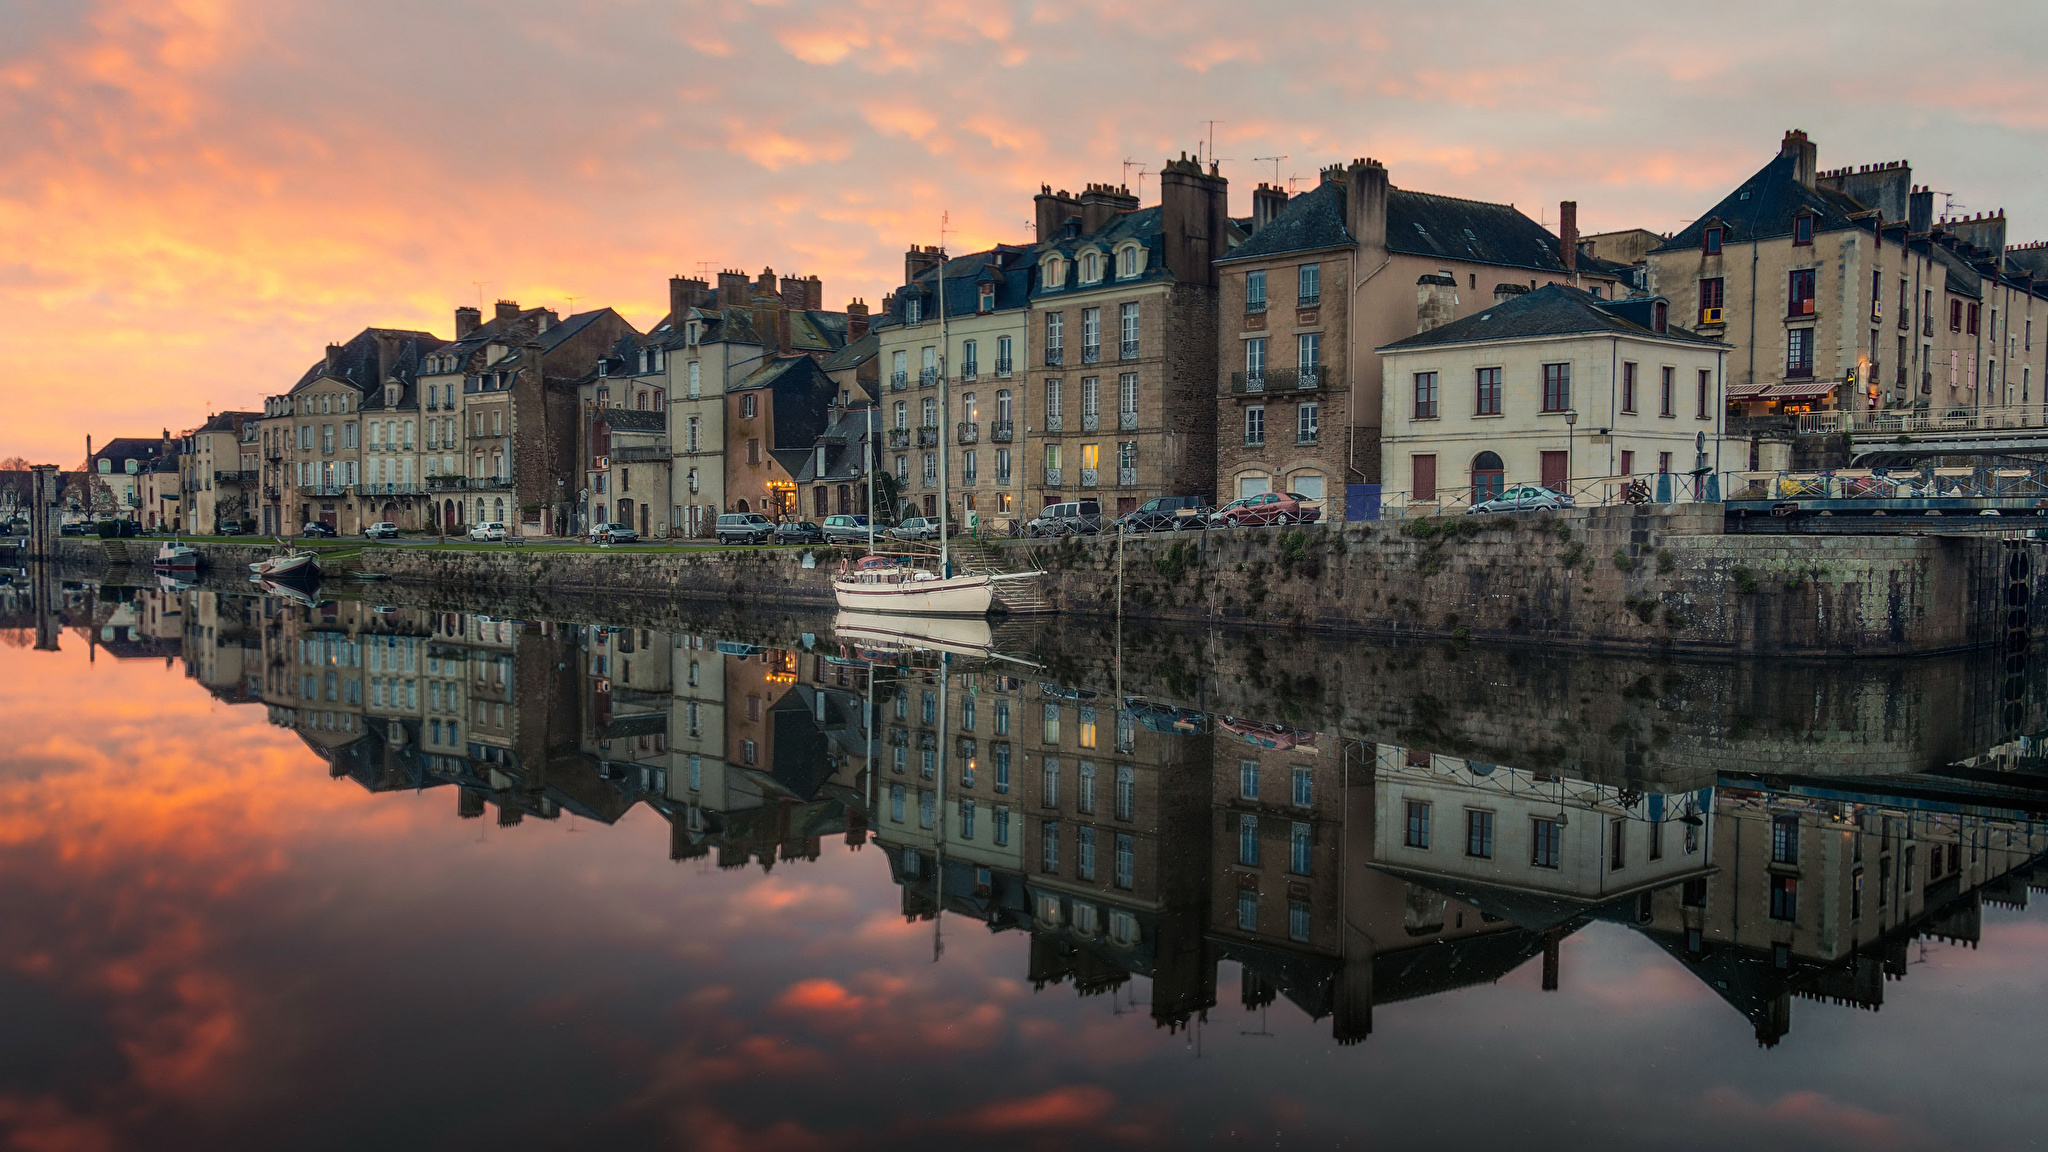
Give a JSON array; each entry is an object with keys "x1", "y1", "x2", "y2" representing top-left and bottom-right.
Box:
[{"x1": 1468, "y1": 485, "x2": 1576, "y2": 514}]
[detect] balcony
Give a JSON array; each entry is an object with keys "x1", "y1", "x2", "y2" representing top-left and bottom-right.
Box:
[
  {"x1": 1120, "y1": 340, "x2": 1140, "y2": 360},
  {"x1": 1118, "y1": 410, "x2": 1138, "y2": 431},
  {"x1": 994, "y1": 359, "x2": 1013, "y2": 378},
  {"x1": 1043, "y1": 468, "x2": 1063, "y2": 487},
  {"x1": 1297, "y1": 293, "x2": 1321, "y2": 308},
  {"x1": 918, "y1": 369, "x2": 941, "y2": 389},
  {"x1": 1044, "y1": 348, "x2": 1063, "y2": 367},
  {"x1": 962, "y1": 469, "x2": 978, "y2": 486},
  {"x1": 1080, "y1": 468, "x2": 1099, "y2": 488},
  {"x1": 1296, "y1": 365, "x2": 1326, "y2": 390},
  {"x1": 960, "y1": 365, "x2": 978, "y2": 381},
  {"x1": 1118, "y1": 467, "x2": 1137, "y2": 487},
  {"x1": 1297, "y1": 431, "x2": 1319, "y2": 445},
  {"x1": 1044, "y1": 414, "x2": 1064, "y2": 432},
  {"x1": 917, "y1": 426, "x2": 940, "y2": 448},
  {"x1": 890, "y1": 372, "x2": 909, "y2": 391},
  {"x1": 1247, "y1": 297, "x2": 1268, "y2": 314},
  {"x1": 991, "y1": 421, "x2": 1014, "y2": 442},
  {"x1": 1082, "y1": 413, "x2": 1100, "y2": 432},
  {"x1": 262, "y1": 485, "x2": 280, "y2": 499},
  {"x1": 921, "y1": 469, "x2": 938, "y2": 488},
  {"x1": 956, "y1": 421, "x2": 979, "y2": 444},
  {"x1": 426, "y1": 476, "x2": 470, "y2": 491},
  {"x1": 888, "y1": 428, "x2": 911, "y2": 449},
  {"x1": 996, "y1": 468, "x2": 1012, "y2": 485},
  {"x1": 1082, "y1": 343, "x2": 1100, "y2": 364},
  {"x1": 215, "y1": 470, "x2": 259, "y2": 484},
  {"x1": 359, "y1": 482, "x2": 425, "y2": 495},
  {"x1": 1244, "y1": 432, "x2": 1265, "y2": 448},
  {"x1": 1923, "y1": 316, "x2": 1934, "y2": 337},
  {"x1": 1232, "y1": 370, "x2": 1268, "y2": 394},
  {"x1": 611, "y1": 444, "x2": 670, "y2": 463},
  {"x1": 471, "y1": 475, "x2": 514, "y2": 490},
  {"x1": 304, "y1": 484, "x2": 346, "y2": 496}
]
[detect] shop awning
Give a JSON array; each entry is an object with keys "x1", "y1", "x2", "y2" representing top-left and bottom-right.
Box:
[
  {"x1": 1726, "y1": 381, "x2": 1770, "y2": 399},
  {"x1": 1762, "y1": 380, "x2": 1839, "y2": 399}
]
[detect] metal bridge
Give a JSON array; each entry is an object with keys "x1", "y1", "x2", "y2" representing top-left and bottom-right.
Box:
[{"x1": 1799, "y1": 404, "x2": 2048, "y2": 463}]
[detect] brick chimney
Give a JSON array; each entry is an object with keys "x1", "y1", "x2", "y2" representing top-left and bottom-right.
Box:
[
  {"x1": 804, "y1": 275, "x2": 823, "y2": 310},
  {"x1": 1251, "y1": 183, "x2": 1288, "y2": 235},
  {"x1": 671, "y1": 275, "x2": 713, "y2": 320},
  {"x1": 1159, "y1": 154, "x2": 1228, "y2": 288},
  {"x1": 846, "y1": 298, "x2": 870, "y2": 341},
  {"x1": 904, "y1": 245, "x2": 945, "y2": 286},
  {"x1": 1909, "y1": 185, "x2": 1935, "y2": 234},
  {"x1": 1033, "y1": 186, "x2": 1083, "y2": 243},
  {"x1": 455, "y1": 306, "x2": 482, "y2": 338},
  {"x1": 494, "y1": 299, "x2": 520, "y2": 322},
  {"x1": 324, "y1": 343, "x2": 343, "y2": 373},
  {"x1": 1494, "y1": 282, "x2": 1530, "y2": 305},
  {"x1": 1558, "y1": 201, "x2": 1578, "y2": 275},
  {"x1": 716, "y1": 269, "x2": 750, "y2": 304},
  {"x1": 1079, "y1": 183, "x2": 1140, "y2": 234},
  {"x1": 1781, "y1": 129, "x2": 1817, "y2": 190},
  {"x1": 780, "y1": 274, "x2": 807, "y2": 311},
  {"x1": 1344, "y1": 158, "x2": 1391, "y2": 257},
  {"x1": 1416, "y1": 274, "x2": 1459, "y2": 333},
  {"x1": 756, "y1": 267, "x2": 777, "y2": 298}
]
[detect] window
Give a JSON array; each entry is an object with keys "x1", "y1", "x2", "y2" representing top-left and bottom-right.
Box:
[
  {"x1": 1297, "y1": 402, "x2": 1319, "y2": 445},
  {"x1": 1541, "y1": 363, "x2": 1570, "y2": 412},
  {"x1": 1787, "y1": 328, "x2": 1814, "y2": 377},
  {"x1": 918, "y1": 789, "x2": 935, "y2": 829},
  {"x1": 1041, "y1": 758, "x2": 1060, "y2": 807},
  {"x1": 1609, "y1": 819, "x2": 1626, "y2": 870},
  {"x1": 1246, "y1": 337, "x2": 1267, "y2": 377},
  {"x1": 1788, "y1": 269, "x2": 1816, "y2": 317},
  {"x1": 961, "y1": 341, "x2": 978, "y2": 377},
  {"x1": 1298, "y1": 332, "x2": 1320, "y2": 375},
  {"x1": 1118, "y1": 245, "x2": 1140, "y2": 278},
  {"x1": 1413, "y1": 372, "x2": 1439, "y2": 419},
  {"x1": 1080, "y1": 378, "x2": 1099, "y2": 425},
  {"x1": 1793, "y1": 214, "x2": 1813, "y2": 245},
  {"x1": 1288, "y1": 899, "x2": 1310, "y2": 943},
  {"x1": 1967, "y1": 302, "x2": 1981, "y2": 335},
  {"x1": 1119, "y1": 305, "x2": 1139, "y2": 359},
  {"x1": 994, "y1": 743, "x2": 1011, "y2": 793},
  {"x1": 1239, "y1": 760, "x2": 1260, "y2": 800},
  {"x1": 1769, "y1": 875, "x2": 1798, "y2": 921},
  {"x1": 1699, "y1": 277, "x2": 1724, "y2": 323},
  {"x1": 1298, "y1": 262, "x2": 1321, "y2": 305},
  {"x1": 1118, "y1": 374, "x2": 1138, "y2": 424},
  {"x1": 1851, "y1": 870, "x2": 1864, "y2": 919},
  {"x1": 1466, "y1": 810, "x2": 1494, "y2": 858},
  {"x1": 1771, "y1": 815, "x2": 1799, "y2": 864},
  {"x1": 688, "y1": 361, "x2": 701, "y2": 398},
  {"x1": 1044, "y1": 312, "x2": 1063, "y2": 362},
  {"x1": 890, "y1": 783, "x2": 905, "y2": 823},
  {"x1": 905, "y1": 297, "x2": 922, "y2": 324},
  {"x1": 995, "y1": 806, "x2": 1011, "y2": 846},
  {"x1": 1532, "y1": 818, "x2": 1562, "y2": 868},
  {"x1": 1703, "y1": 227, "x2": 1723, "y2": 255},
  {"x1": 1045, "y1": 379, "x2": 1062, "y2": 425},
  {"x1": 1244, "y1": 405, "x2": 1264, "y2": 447},
  {"x1": 1042, "y1": 703, "x2": 1061, "y2": 744},
  {"x1": 1246, "y1": 269, "x2": 1267, "y2": 312},
  {"x1": 1080, "y1": 251, "x2": 1100, "y2": 284},
  {"x1": 1291, "y1": 766, "x2": 1312, "y2": 807},
  {"x1": 1042, "y1": 822, "x2": 1060, "y2": 872},
  {"x1": 1475, "y1": 367, "x2": 1501, "y2": 416},
  {"x1": 1289, "y1": 822, "x2": 1311, "y2": 875},
  {"x1": 1660, "y1": 366, "x2": 1674, "y2": 416},
  {"x1": 995, "y1": 700, "x2": 1010, "y2": 736},
  {"x1": 1077, "y1": 761, "x2": 1096, "y2": 813},
  {"x1": 1238, "y1": 814, "x2": 1260, "y2": 866},
  {"x1": 1697, "y1": 370, "x2": 1713, "y2": 419},
  {"x1": 1620, "y1": 363, "x2": 1637, "y2": 413},
  {"x1": 1237, "y1": 891, "x2": 1259, "y2": 932},
  {"x1": 1114, "y1": 832, "x2": 1133, "y2": 888},
  {"x1": 1077, "y1": 827, "x2": 1097, "y2": 880},
  {"x1": 1115, "y1": 766, "x2": 1134, "y2": 821},
  {"x1": 1081, "y1": 307, "x2": 1100, "y2": 361},
  {"x1": 1403, "y1": 801, "x2": 1430, "y2": 849}
]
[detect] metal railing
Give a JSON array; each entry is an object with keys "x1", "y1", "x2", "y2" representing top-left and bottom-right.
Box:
[
  {"x1": 956, "y1": 421, "x2": 979, "y2": 444},
  {"x1": 1297, "y1": 293, "x2": 1321, "y2": 308},
  {"x1": 996, "y1": 467, "x2": 1012, "y2": 485},
  {"x1": 1082, "y1": 343, "x2": 1100, "y2": 364},
  {"x1": 922, "y1": 468, "x2": 938, "y2": 487},
  {"x1": 359, "y1": 483, "x2": 424, "y2": 495},
  {"x1": 1375, "y1": 472, "x2": 1720, "y2": 520},
  {"x1": 1297, "y1": 365, "x2": 1326, "y2": 390},
  {"x1": 1080, "y1": 468, "x2": 1099, "y2": 487},
  {"x1": 1118, "y1": 467, "x2": 1137, "y2": 486},
  {"x1": 1120, "y1": 340, "x2": 1140, "y2": 360},
  {"x1": 215, "y1": 470, "x2": 259, "y2": 484},
  {"x1": 1045, "y1": 348, "x2": 1063, "y2": 367},
  {"x1": 888, "y1": 428, "x2": 911, "y2": 449},
  {"x1": 1233, "y1": 370, "x2": 1268, "y2": 394},
  {"x1": 1044, "y1": 414, "x2": 1064, "y2": 432},
  {"x1": 890, "y1": 372, "x2": 908, "y2": 391},
  {"x1": 1796, "y1": 403, "x2": 2048, "y2": 436},
  {"x1": 991, "y1": 421, "x2": 1014, "y2": 442},
  {"x1": 611, "y1": 445, "x2": 670, "y2": 463},
  {"x1": 919, "y1": 369, "x2": 940, "y2": 388},
  {"x1": 962, "y1": 468, "x2": 977, "y2": 486},
  {"x1": 1044, "y1": 468, "x2": 1063, "y2": 487},
  {"x1": 1726, "y1": 466, "x2": 2048, "y2": 501},
  {"x1": 1082, "y1": 413, "x2": 1100, "y2": 431},
  {"x1": 1247, "y1": 298, "x2": 1268, "y2": 314},
  {"x1": 426, "y1": 476, "x2": 469, "y2": 491},
  {"x1": 994, "y1": 359, "x2": 1013, "y2": 377},
  {"x1": 960, "y1": 365, "x2": 978, "y2": 381},
  {"x1": 917, "y1": 426, "x2": 940, "y2": 448},
  {"x1": 1119, "y1": 411, "x2": 1138, "y2": 431}
]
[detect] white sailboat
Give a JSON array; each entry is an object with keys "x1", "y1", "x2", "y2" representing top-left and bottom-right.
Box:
[
  {"x1": 153, "y1": 540, "x2": 201, "y2": 571},
  {"x1": 831, "y1": 225, "x2": 1043, "y2": 617}
]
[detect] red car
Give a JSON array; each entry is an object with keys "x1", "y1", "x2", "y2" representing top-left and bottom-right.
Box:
[{"x1": 1210, "y1": 491, "x2": 1322, "y2": 527}]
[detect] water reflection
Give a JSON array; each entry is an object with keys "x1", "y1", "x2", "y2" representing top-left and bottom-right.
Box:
[{"x1": 10, "y1": 574, "x2": 2048, "y2": 1146}]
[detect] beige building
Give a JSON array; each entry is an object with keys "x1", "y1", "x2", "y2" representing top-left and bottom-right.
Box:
[
  {"x1": 181, "y1": 412, "x2": 261, "y2": 533},
  {"x1": 1378, "y1": 284, "x2": 1731, "y2": 506},
  {"x1": 260, "y1": 327, "x2": 442, "y2": 535},
  {"x1": 1216, "y1": 160, "x2": 1630, "y2": 502}
]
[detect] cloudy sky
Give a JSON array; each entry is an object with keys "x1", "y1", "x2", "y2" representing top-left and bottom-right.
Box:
[{"x1": 5, "y1": 0, "x2": 2046, "y2": 462}]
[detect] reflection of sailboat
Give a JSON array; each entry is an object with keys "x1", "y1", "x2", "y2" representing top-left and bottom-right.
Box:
[
  {"x1": 153, "y1": 541, "x2": 201, "y2": 571},
  {"x1": 249, "y1": 550, "x2": 318, "y2": 580},
  {"x1": 1218, "y1": 716, "x2": 1320, "y2": 751},
  {"x1": 250, "y1": 576, "x2": 321, "y2": 607},
  {"x1": 834, "y1": 610, "x2": 996, "y2": 659}
]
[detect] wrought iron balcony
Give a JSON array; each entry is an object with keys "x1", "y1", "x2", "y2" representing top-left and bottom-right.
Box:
[
  {"x1": 890, "y1": 372, "x2": 909, "y2": 391},
  {"x1": 1297, "y1": 292, "x2": 1321, "y2": 308},
  {"x1": 960, "y1": 365, "x2": 978, "y2": 381},
  {"x1": 994, "y1": 359, "x2": 1014, "y2": 378},
  {"x1": 1043, "y1": 468, "x2": 1063, "y2": 486},
  {"x1": 1044, "y1": 348, "x2": 1063, "y2": 367},
  {"x1": 956, "y1": 421, "x2": 979, "y2": 444},
  {"x1": 1081, "y1": 413, "x2": 1100, "y2": 432},
  {"x1": 917, "y1": 426, "x2": 940, "y2": 448},
  {"x1": 921, "y1": 469, "x2": 938, "y2": 487},
  {"x1": 888, "y1": 428, "x2": 911, "y2": 449},
  {"x1": 1080, "y1": 468, "x2": 1099, "y2": 488},
  {"x1": 1297, "y1": 365, "x2": 1326, "y2": 390},
  {"x1": 1118, "y1": 411, "x2": 1138, "y2": 431},
  {"x1": 996, "y1": 468, "x2": 1012, "y2": 485},
  {"x1": 1118, "y1": 467, "x2": 1137, "y2": 487},
  {"x1": 961, "y1": 469, "x2": 978, "y2": 486},
  {"x1": 918, "y1": 369, "x2": 941, "y2": 388},
  {"x1": 215, "y1": 470, "x2": 259, "y2": 484},
  {"x1": 1247, "y1": 297, "x2": 1268, "y2": 314},
  {"x1": 1120, "y1": 340, "x2": 1140, "y2": 360},
  {"x1": 1232, "y1": 370, "x2": 1268, "y2": 394},
  {"x1": 991, "y1": 421, "x2": 1014, "y2": 442},
  {"x1": 262, "y1": 485, "x2": 280, "y2": 499},
  {"x1": 1044, "y1": 414, "x2": 1063, "y2": 432},
  {"x1": 360, "y1": 483, "x2": 425, "y2": 495},
  {"x1": 471, "y1": 475, "x2": 514, "y2": 490},
  {"x1": 426, "y1": 476, "x2": 470, "y2": 491},
  {"x1": 1244, "y1": 432, "x2": 1265, "y2": 447},
  {"x1": 1082, "y1": 343, "x2": 1100, "y2": 364}
]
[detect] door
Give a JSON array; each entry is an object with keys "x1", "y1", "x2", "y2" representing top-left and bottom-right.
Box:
[
  {"x1": 617, "y1": 498, "x2": 634, "y2": 531},
  {"x1": 639, "y1": 503, "x2": 649, "y2": 537},
  {"x1": 1540, "y1": 451, "x2": 1569, "y2": 492}
]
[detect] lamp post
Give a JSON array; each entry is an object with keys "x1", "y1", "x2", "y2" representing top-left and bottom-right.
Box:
[{"x1": 1563, "y1": 409, "x2": 1578, "y2": 495}]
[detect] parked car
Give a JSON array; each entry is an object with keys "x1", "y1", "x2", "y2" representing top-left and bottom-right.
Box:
[
  {"x1": 1210, "y1": 492, "x2": 1321, "y2": 528},
  {"x1": 589, "y1": 522, "x2": 639, "y2": 544},
  {"x1": 1468, "y1": 484, "x2": 1575, "y2": 515},
  {"x1": 300, "y1": 521, "x2": 338, "y2": 539},
  {"x1": 774, "y1": 521, "x2": 825, "y2": 545},
  {"x1": 217, "y1": 520, "x2": 247, "y2": 536},
  {"x1": 1026, "y1": 499, "x2": 1104, "y2": 537},
  {"x1": 364, "y1": 522, "x2": 400, "y2": 540},
  {"x1": 467, "y1": 521, "x2": 506, "y2": 541},
  {"x1": 1115, "y1": 495, "x2": 1213, "y2": 533},
  {"x1": 887, "y1": 517, "x2": 943, "y2": 541},
  {"x1": 821, "y1": 514, "x2": 871, "y2": 544},
  {"x1": 715, "y1": 512, "x2": 774, "y2": 544},
  {"x1": 59, "y1": 521, "x2": 89, "y2": 537}
]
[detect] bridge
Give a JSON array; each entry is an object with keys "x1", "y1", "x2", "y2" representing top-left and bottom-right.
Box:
[{"x1": 1799, "y1": 403, "x2": 2048, "y2": 463}]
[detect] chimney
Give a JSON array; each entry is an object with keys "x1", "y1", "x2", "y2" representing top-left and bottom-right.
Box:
[
  {"x1": 716, "y1": 269, "x2": 750, "y2": 304},
  {"x1": 755, "y1": 267, "x2": 777, "y2": 299},
  {"x1": 494, "y1": 299, "x2": 520, "y2": 322},
  {"x1": 780, "y1": 274, "x2": 807, "y2": 311},
  {"x1": 1908, "y1": 186, "x2": 1935, "y2": 234},
  {"x1": 846, "y1": 298, "x2": 870, "y2": 342},
  {"x1": 904, "y1": 245, "x2": 945, "y2": 286},
  {"x1": 1078, "y1": 183, "x2": 1140, "y2": 234},
  {"x1": 1159, "y1": 154, "x2": 1228, "y2": 288},
  {"x1": 373, "y1": 330, "x2": 402, "y2": 385},
  {"x1": 671, "y1": 275, "x2": 713, "y2": 319},
  {"x1": 1780, "y1": 129, "x2": 1817, "y2": 191},
  {"x1": 776, "y1": 306, "x2": 793, "y2": 356},
  {"x1": 1033, "y1": 185, "x2": 1083, "y2": 243},
  {"x1": 1345, "y1": 158, "x2": 1392, "y2": 256},
  {"x1": 1251, "y1": 183, "x2": 1288, "y2": 235},
  {"x1": 1558, "y1": 201, "x2": 1579, "y2": 275},
  {"x1": 324, "y1": 343, "x2": 342, "y2": 373},
  {"x1": 1494, "y1": 282, "x2": 1530, "y2": 305},
  {"x1": 804, "y1": 275, "x2": 823, "y2": 310},
  {"x1": 1416, "y1": 274, "x2": 1459, "y2": 333},
  {"x1": 455, "y1": 306, "x2": 482, "y2": 337}
]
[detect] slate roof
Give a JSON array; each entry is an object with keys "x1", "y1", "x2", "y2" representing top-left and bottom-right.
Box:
[
  {"x1": 193, "y1": 410, "x2": 260, "y2": 434},
  {"x1": 1651, "y1": 151, "x2": 1869, "y2": 254},
  {"x1": 289, "y1": 327, "x2": 444, "y2": 398},
  {"x1": 795, "y1": 406, "x2": 876, "y2": 483},
  {"x1": 733, "y1": 355, "x2": 839, "y2": 473},
  {"x1": 1220, "y1": 181, "x2": 1352, "y2": 263},
  {"x1": 1378, "y1": 283, "x2": 1720, "y2": 351},
  {"x1": 1029, "y1": 207, "x2": 1171, "y2": 303},
  {"x1": 819, "y1": 329, "x2": 878, "y2": 372},
  {"x1": 597, "y1": 408, "x2": 666, "y2": 434},
  {"x1": 877, "y1": 244, "x2": 1036, "y2": 328}
]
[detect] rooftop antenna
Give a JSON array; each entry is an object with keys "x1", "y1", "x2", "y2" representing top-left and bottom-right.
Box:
[
  {"x1": 564, "y1": 295, "x2": 580, "y2": 313},
  {"x1": 1122, "y1": 158, "x2": 1151, "y2": 195},
  {"x1": 1940, "y1": 191, "x2": 1967, "y2": 218},
  {"x1": 694, "y1": 261, "x2": 717, "y2": 278},
  {"x1": 471, "y1": 281, "x2": 490, "y2": 309},
  {"x1": 1252, "y1": 156, "x2": 1288, "y2": 186},
  {"x1": 1199, "y1": 120, "x2": 1225, "y2": 167}
]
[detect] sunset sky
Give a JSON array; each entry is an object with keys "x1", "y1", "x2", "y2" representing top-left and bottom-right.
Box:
[{"x1": 5, "y1": 0, "x2": 2047, "y2": 463}]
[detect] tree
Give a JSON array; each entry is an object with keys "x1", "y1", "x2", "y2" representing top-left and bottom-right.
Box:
[{"x1": 0, "y1": 456, "x2": 29, "y2": 470}]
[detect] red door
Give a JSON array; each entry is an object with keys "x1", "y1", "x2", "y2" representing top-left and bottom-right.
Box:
[{"x1": 1540, "y1": 451, "x2": 1569, "y2": 492}]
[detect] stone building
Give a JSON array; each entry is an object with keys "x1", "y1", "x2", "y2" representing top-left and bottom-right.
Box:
[
  {"x1": 180, "y1": 411, "x2": 261, "y2": 533},
  {"x1": 584, "y1": 407, "x2": 668, "y2": 537},
  {"x1": 1646, "y1": 129, "x2": 2048, "y2": 428},
  {"x1": 82, "y1": 435, "x2": 175, "y2": 522},
  {"x1": 412, "y1": 302, "x2": 551, "y2": 533},
  {"x1": 1215, "y1": 160, "x2": 1631, "y2": 505},
  {"x1": 1377, "y1": 284, "x2": 1731, "y2": 505},
  {"x1": 794, "y1": 405, "x2": 878, "y2": 521},
  {"x1": 723, "y1": 355, "x2": 839, "y2": 519},
  {"x1": 1024, "y1": 159, "x2": 1235, "y2": 521},
  {"x1": 260, "y1": 327, "x2": 442, "y2": 535}
]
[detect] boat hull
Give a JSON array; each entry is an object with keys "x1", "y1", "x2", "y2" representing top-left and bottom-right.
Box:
[
  {"x1": 833, "y1": 611, "x2": 996, "y2": 657},
  {"x1": 832, "y1": 572, "x2": 994, "y2": 616},
  {"x1": 249, "y1": 553, "x2": 319, "y2": 580}
]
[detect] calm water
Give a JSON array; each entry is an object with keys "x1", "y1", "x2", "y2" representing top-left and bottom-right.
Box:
[{"x1": 4, "y1": 574, "x2": 2048, "y2": 1150}]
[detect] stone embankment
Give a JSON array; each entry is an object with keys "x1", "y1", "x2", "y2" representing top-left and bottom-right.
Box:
[{"x1": 45, "y1": 505, "x2": 2048, "y2": 657}]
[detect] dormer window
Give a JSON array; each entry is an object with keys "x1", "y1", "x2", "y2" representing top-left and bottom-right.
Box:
[
  {"x1": 1043, "y1": 257, "x2": 1065, "y2": 289},
  {"x1": 905, "y1": 297, "x2": 923, "y2": 324},
  {"x1": 1703, "y1": 227, "x2": 1723, "y2": 255},
  {"x1": 597, "y1": 360, "x2": 609, "y2": 377},
  {"x1": 979, "y1": 284, "x2": 995, "y2": 312},
  {"x1": 686, "y1": 321, "x2": 702, "y2": 346},
  {"x1": 1080, "y1": 251, "x2": 1100, "y2": 284},
  {"x1": 1118, "y1": 245, "x2": 1141, "y2": 279},
  {"x1": 1793, "y1": 215, "x2": 1814, "y2": 246},
  {"x1": 1652, "y1": 301, "x2": 1668, "y2": 333}
]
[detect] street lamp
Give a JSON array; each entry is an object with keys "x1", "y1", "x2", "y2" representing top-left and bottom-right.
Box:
[{"x1": 1563, "y1": 409, "x2": 1578, "y2": 495}]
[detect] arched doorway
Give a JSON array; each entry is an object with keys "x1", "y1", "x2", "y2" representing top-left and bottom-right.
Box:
[
  {"x1": 736, "y1": 499, "x2": 749, "y2": 513},
  {"x1": 1471, "y1": 452, "x2": 1505, "y2": 503}
]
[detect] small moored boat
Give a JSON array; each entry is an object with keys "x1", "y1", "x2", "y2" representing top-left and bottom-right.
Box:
[
  {"x1": 153, "y1": 541, "x2": 201, "y2": 571},
  {"x1": 249, "y1": 550, "x2": 319, "y2": 580}
]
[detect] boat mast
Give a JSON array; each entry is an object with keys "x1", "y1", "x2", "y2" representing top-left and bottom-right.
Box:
[
  {"x1": 936, "y1": 215, "x2": 951, "y2": 579},
  {"x1": 866, "y1": 404, "x2": 876, "y2": 556}
]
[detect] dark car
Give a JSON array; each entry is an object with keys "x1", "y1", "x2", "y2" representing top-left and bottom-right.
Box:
[
  {"x1": 1115, "y1": 495, "x2": 1213, "y2": 533},
  {"x1": 218, "y1": 521, "x2": 247, "y2": 536},
  {"x1": 59, "y1": 521, "x2": 89, "y2": 537},
  {"x1": 1211, "y1": 492, "x2": 1322, "y2": 528},
  {"x1": 774, "y1": 521, "x2": 825, "y2": 545},
  {"x1": 299, "y1": 521, "x2": 337, "y2": 539}
]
